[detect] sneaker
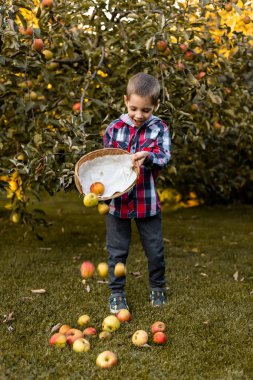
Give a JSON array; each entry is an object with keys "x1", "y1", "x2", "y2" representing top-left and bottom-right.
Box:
[
  {"x1": 109, "y1": 293, "x2": 129, "y2": 314},
  {"x1": 150, "y1": 290, "x2": 166, "y2": 307}
]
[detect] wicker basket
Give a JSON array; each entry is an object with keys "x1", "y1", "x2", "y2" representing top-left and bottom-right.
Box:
[{"x1": 74, "y1": 148, "x2": 139, "y2": 200}]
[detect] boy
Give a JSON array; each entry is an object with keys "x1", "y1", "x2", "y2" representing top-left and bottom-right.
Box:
[{"x1": 103, "y1": 73, "x2": 171, "y2": 313}]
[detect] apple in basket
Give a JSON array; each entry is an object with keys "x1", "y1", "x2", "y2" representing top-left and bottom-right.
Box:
[
  {"x1": 83, "y1": 193, "x2": 98, "y2": 207},
  {"x1": 90, "y1": 182, "x2": 105, "y2": 196}
]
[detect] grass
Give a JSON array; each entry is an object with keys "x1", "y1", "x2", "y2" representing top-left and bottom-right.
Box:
[{"x1": 0, "y1": 192, "x2": 253, "y2": 380}]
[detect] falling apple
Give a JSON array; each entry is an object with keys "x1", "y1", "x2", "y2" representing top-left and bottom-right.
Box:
[
  {"x1": 83, "y1": 193, "x2": 98, "y2": 207},
  {"x1": 97, "y1": 262, "x2": 109, "y2": 278},
  {"x1": 114, "y1": 262, "x2": 127, "y2": 277},
  {"x1": 80, "y1": 261, "x2": 95, "y2": 279},
  {"x1": 97, "y1": 203, "x2": 110, "y2": 215}
]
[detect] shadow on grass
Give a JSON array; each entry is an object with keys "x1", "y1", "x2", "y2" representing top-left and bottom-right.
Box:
[{"x1": 0, "y1": 191, "x2": 253, "y2": 379}]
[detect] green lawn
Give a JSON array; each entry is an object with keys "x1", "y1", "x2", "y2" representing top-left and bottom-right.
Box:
[{"x1": 0, "y1": 192, "x2": 252, "y2": 380}]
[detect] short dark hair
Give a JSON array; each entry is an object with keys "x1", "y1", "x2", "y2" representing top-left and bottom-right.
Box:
[{"x1": 126, "y1": 73, "x2": 160, "y2": 105}]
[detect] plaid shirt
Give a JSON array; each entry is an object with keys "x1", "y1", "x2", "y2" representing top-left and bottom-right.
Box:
[{"x1": 103, "y1": 114, "x2": 171, "y2": 218}]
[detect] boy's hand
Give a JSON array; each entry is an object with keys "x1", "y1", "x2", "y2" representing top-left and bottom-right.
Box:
[{"x1": 131, "y1": 151, "x2": 149, "y2": 168}]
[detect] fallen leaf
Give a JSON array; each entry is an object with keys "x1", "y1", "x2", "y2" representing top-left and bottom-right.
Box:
[
  {"x1": 3, "y1": 312, "x2": 14, "y2": 323},
  {"x1": 250, "y1": 290, "x2": 253, "y2": 296},
  {"x1": 39, "y1": 247, "x2": 52, "y2": 251},
  {"x1": 200, "y1": 272, "x2": 208, "y2": 277},
  {"x1": 7, "y1": 326, "x2": 14, "y2": 332},
  {"x1": 233, "y1": 271, "x2": 239, "y2": 281},
  {"x1": 21, "y1": 297, "x2": 34, "y2": 301},
  {"x1": 163, "y1": 238, "x2": 170, "y2": 243},
  {"x1": 191, "y1": 248, "x2": 200, "y2": 253},
  {"x1": 51, "y1": 323, "x2": 61, "y2": 333},
  {"x1": 240, "y1": 277, "x2": 244, "y2": 282},
  {"x1": 203, "y1": 320, "x2": 210, "y2": 325},
  {"x1": 82, "y1": 279, "x2": 86, "y2": 285},
  {"x1": 142, "y1": 343, "x2": 152, "y2": 348},
  {"x1": 86, "y1": 284, "x2": 91, "y2": 293},
  {"x1": 31, "y1": 289, "x2": 46, "y2": 294},
  {"x1": 97, "y1": 280, "x2": 109, "y2": 284},
  {"x1": 130, "y1": 271, "x2": 143, "y2": 278}
]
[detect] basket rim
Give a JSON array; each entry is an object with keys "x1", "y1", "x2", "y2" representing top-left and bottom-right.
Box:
[{"x1": 74, "y1": 148, "x2": 139, "y2": 200}]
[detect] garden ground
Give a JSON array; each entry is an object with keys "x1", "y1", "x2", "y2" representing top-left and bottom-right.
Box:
[{"x1": 0, "y1": 192, "x2": 252, "y2": 380}]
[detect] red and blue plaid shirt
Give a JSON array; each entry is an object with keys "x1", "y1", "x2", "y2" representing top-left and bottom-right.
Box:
[{"x1": 103, "y1": 114, "x2": 171, "y2": 218}]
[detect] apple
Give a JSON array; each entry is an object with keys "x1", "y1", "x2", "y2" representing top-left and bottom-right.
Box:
[
  {"x1": 49, "y1": 333, "x2": 67, "y2": 348},
  {"x1": 98, "y1": 202, "x2": 110, "y2": 215},
  {"x1": 96, "y1": 351, "x2": 118, "y2": 369},
  {"x1": 72, "y1": 338, "x2": 90, "y2": 353},
  {"x1": 42, "y1": 49, "x2": 54, "y2": 60},
  {"x1": 156, "y1": 40, "x2": 167, "y2": 52},
  {"x1": 19, "y1": 27, "x2": 33, "y2": 36},
  {"x1": 214, "y1": 122, "x2": 222, "y2": 130},
  {"x1": 83, "y1": 327, "x2": 97, "y2": 337},
  {"x1": 102, "y1": 315, "x2": 120, "y2": 332},
  {"x1": 65, "y1": 328, "x2": 83, "y2": 345},
  {"x1": 41, "y1": 0, "x2": 53, "y2": 9},
  {"x1": 114, "y1": 262, "x2": 127, "y2": 277},
  {"x1": 225, "y1": 3, "x2": 232, "y2": 11},
  {"x1": 175, "y1": 62, "x2": 185, "y2": 71},
  {"x1": 163, "y1": 47, "x2": 171, "y2": 57},
  {"x1": 151, "y1": 321, "x2": 166, "y2": 334},
  {"x1": 190, "y1": 104, "x2": 199, "y2": 112},
  {"x1": 32, "y1": 38, "x2": 44, "y2": 52},
  {"x1": 80, "y1": 261, "x2": 95, "y2": 278},
  {"x1": 131, "y1": 330, "x2": 149, "y2": 347},
  {"x1": 116, "y1": 309, "x2": 132, "y2": 323},
  {"x1": 99, "y1": 331, "x2": 111, "y2": 340},
  {"x1": 184, "y1": 51, "x2": 194, "y2": 61},
  {"x1": 30, "y1": 91, "x2": 38, "y2": 101},
  {"x1": 59, "y1": 324, "x2": 71, "y2": 334},
  {"x1": 196, "y1": 72, "x2": 206, "y2": 80},
  {"x1": 83, "y1": 193, "x2": 98, "y2": 207},
  {"x1": 153, "y1": 331, "x2": 167, "y2": 345},
  {"x1": 242, "y1": 15, "x2": 251, "y2": 25},
  {"x1": 17, "y1": 153, "x2": 25, "y2": 161},
  {"x1": 77, "y1": 314, "x2": 90, "y2": 326},
  {"x1": 72, "y1": 102, "x2": 81, "y2": 112},
  {"x1": 179, "y1": 43, "x2": 188, "y2": 53},
  {"x1": 47, "y1": 62, "x2": 59, "y2": 71},
  {"x1": 97, "y1": 262, "x2": 108, "y2": 278},
  {"x1": 90, "y1": 181, "x2": 105, "y2": 196},
  {"x1": 10, "y1": 212, "x2": 20, "y2": 224}
]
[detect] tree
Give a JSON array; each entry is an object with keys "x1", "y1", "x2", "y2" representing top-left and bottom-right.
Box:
[{"x1": 0, "y1": 0, "x2": 253, "y2": 225}]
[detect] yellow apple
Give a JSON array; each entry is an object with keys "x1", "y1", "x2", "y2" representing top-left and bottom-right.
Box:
[
  {"x1": 49, "y1": 333, "x2": 67, "y2": 348},
  {"x1": 83, "y1": 193, "x2": 98, "y2": 207},
  {"x1": 102, "y1": 315, "x2": 120, "y2": 332},
  {"x1": 131, "y1": 330, "x2": 149, "y2": 347},
  {"x1": 72, "y1": 338, "x2": 90, "y2": 353},
  {"x1": 97, "y1": 262, "x2": 108, "y2": 278},
  {"x1": 114, "y1": 262, "x2": 127, "y2": 277},
  {"x1": 77, "y1": 314, "x2": 90, "y2": 326},
  {"x1": 96, "y1": 351, "x2": 118, "y2": 368},
  {"x1": 97, "y1": 203, "x2": 110, "y2": 215}
]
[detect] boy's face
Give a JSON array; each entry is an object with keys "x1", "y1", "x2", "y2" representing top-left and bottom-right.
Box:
[{"x1": 124, "y1": 94, "x2": 158, "y2": 128}]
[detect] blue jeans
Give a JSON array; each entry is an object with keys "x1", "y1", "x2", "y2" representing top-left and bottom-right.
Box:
[{"x1": 106, "y1": 213, "x2": 166, "y2": 293}]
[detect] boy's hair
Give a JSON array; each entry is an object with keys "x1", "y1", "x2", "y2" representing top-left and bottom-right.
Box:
[{"x1": 126, "y1": 73, "x2": 160, "y2": 105}]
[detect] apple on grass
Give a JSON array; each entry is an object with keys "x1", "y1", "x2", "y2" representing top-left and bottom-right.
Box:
[
  {"x1": 97, "y1": 262, "x2": 108, "y2": 278},
  {"x1": 65, "y1": 328, "x2": 83, "y2": 345},
  {"x1": 59, "y1": 324, "x2": 71, "y2": 334},
  {"x1": 96, "y1": 351, "x2": 118, "y2": 369},
  {"x1": 114, "y1": 262, "x2": 127, "y2": 277},
  {"x1": 116, "y1": 309, "x2": 132, "y2": 323},
  {"x1": 83, "y1": 193, "x2": 98, "y2": 207},
  {"x1": 80, "y1": 261, "x2": 95, "y2": 279},
  {"x1": 102, "y1": 315, "x2": 120, "y2": 332},
  {"x1": 90, "y1": 182, "x2": 105, "y2": 196},
  {"x1": 99, "y1": 331, "x2": 111, "y2": 340},
  {"x1": 83, "y1": 327, "x2": 97, "y2": 337},
  {"x1": 131, "y1": 330, "x2": 149, "y2": 347},
  {"x1": 151, "y1": 321, "x2": 166, "y2": 334},
  {"x1": 77, "y1": 314, "x2": 90, "y2": 327},
  {"x1": 72, "y1": 338, "x2": 90, "y2": 353},
  {"x1": 153, "y1": 331, "x2": 167, "y2": 345},
  {"x1": 49, "y1": 333, "x2": 67, "y2": 348}
]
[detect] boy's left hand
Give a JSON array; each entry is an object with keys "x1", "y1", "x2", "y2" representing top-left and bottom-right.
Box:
[{"x1": 131, "y1": 151, "x2": 149, "y2": 168}]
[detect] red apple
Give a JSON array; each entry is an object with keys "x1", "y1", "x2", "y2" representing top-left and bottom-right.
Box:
[
  {"x1": 196, "y1": 72, "x2": 206, "y2": 80},
  {"x1": 19, "y1": 26, "x2": 33, "y2": 36},
  {"x1": 184, "y1": 51, "x2": 195, "y2": 61},
  {"x1": 242, "y1": 15, "x2": 251, "y2": 25},
  {"x1": 153, "y1": 331, "x2": 167, "y2": 345},
  {"x1": 72, "y1": 338, "x2": 90, "y2": 353},
  {"x1": 80, "y1": 261, "x2": 95, "y2": 278},
  {"x1": 225, "y1": 3, "x2": 232, "y2": 11},
  {"x1": 175, "y1": 62, "x2": 185, "y2": 71},
  {"x1": 72, "y1": 102, "x2": 81, "y2": 112},
  {"x1": 151, "y1": 321, "x2": 166, "y2": 334},
  {"x1": 116, "y1": 309, "x2": 132, "y2": 323},
  {"x1": 179, "y1": 43, "x2": 188, "y2": 53},
  {"x1": 59, "y1": 324, "x2": 71, "y2": 334},
  {"x1": 83, "y1": 327, "x2": 97, "y2": 337},
  {"x1": 41, "y1": 0, "x2": 53, "y2": 9},
  {"x1": 90, "y1": 181, "x2": 105, "y2": 196},
  {"x1": 132, "y1": 330, "x2": 148, "y2": 346},
  {"x1": 96, "y1": 351, "x2": 118, "y2": 369},
  {"x1": 49, "y1": 333, "x2": 67, "y2": 348},
  {"x1": 156, "y1": 40, "x2": 167, "y2": 52},
  {"x1": 32, "y1": 38, "x2": 44, "y2": 52},
  {"x1": 65, "y1": 328, "x2": 83, "y2": 345}
]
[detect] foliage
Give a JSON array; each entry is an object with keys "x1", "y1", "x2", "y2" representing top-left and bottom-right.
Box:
[{"x1": 0, "y1": 0, "x2": 253, "y2": 224}]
